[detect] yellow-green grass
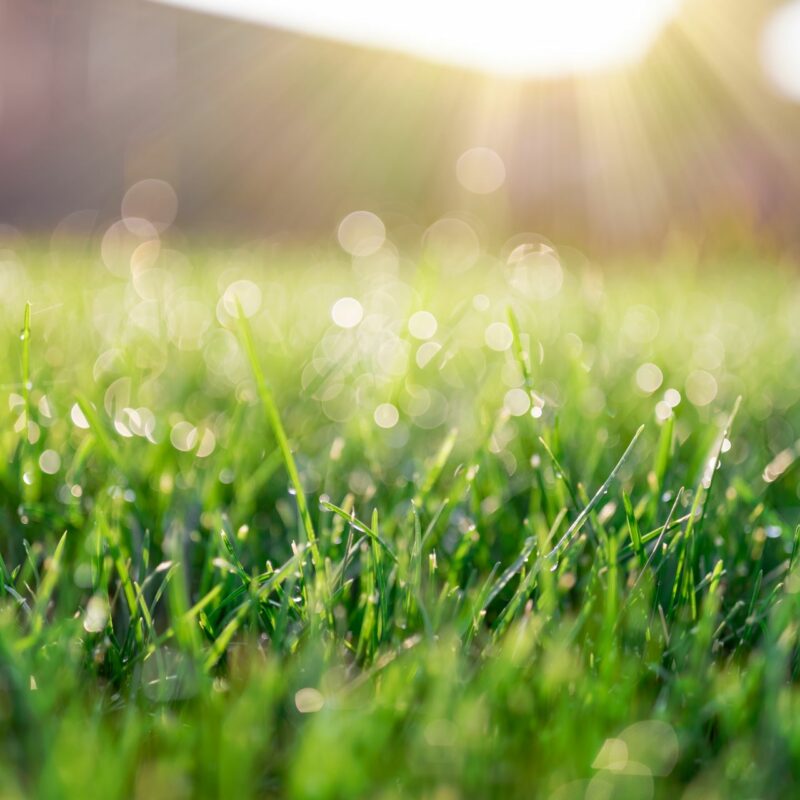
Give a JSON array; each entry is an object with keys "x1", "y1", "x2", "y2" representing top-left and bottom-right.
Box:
[{"x1": 0, "y1": 242, "x2": 799, "y2": 798}]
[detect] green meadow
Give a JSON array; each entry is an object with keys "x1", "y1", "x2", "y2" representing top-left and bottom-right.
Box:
[{"x1": 1, "y1": 243, "x2": 800, "y2": 798}]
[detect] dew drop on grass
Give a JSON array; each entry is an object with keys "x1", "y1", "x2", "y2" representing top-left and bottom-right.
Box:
[
  {"x1": 83, "y1": 595, "x2": 109, "y2": 633},
  {"x1": 27, "y1": 421, "x2": 40, "y2": 445},
  {"x1": 70, "y1": 403, "x2": 90, "y2": 429},
  {"x1": 170, "y1": 421, "x2": 198, "y2": 452},
  {"x1": 196, "y1": 428, "x2": 216, "y2": 458},
  {"x1": 331, "y1": 297, "x2": 364, "y2": 328},
  {"x1": 655, "y1": 401, "x2": 672, "y2": 422},
  {"x1": 485, "y1": 322, "x2": 513, "y2": 351},
  {"x1": 416, "y1": 341, "x2": 441, "y2": 368},
  {"x1": 374, "y1": 402, "x2": 400, "y2": 429},
  {"x1": 686, "y1": 370, "x2": 718, "y2": 407},
  {"x1": 38, "y1": 450, "x2": 61, "y2": 475},
  {"x1": 636, "y1": 362, "x2": 663, "y2": 394},
  {"x1": 38, "y1": 395, "x2": 53, "y2": 418},
  {"x1": 294, "y1": 687, "x2": 325, "y2": 714},
  {"x1": 408, "y1": 310, "x2": 438, "y2": 340},
  {"x1": 504, "y1": 388, "x2": 531, "y2": 416}
]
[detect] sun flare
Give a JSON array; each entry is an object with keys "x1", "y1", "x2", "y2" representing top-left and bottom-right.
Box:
[{"x1": 153, "y1": 0, "x2": 681, "y2": 76}]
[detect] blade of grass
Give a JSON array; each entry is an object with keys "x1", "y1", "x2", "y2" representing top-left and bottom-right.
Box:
[
  {"x1": 236, "y1": 303, "x2": 326, "y2": 591},
  {"x1": 547, "y1": 425, "x2": 646, "y2": 559}
]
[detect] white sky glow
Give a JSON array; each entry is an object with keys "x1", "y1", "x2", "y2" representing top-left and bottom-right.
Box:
[
  {"x1": 761, "y1": 1, "x2": 800, "y2": 103},
  {"x1": 152, "y1": 0, "x2": 681, "y2": 76}
]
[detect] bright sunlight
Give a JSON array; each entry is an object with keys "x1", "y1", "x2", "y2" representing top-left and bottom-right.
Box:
[
  {"x1": 7, "y1": 1, "x2": 800, "y2": 797},
  {"x1": 153, "y1": 0, "x2": 681, "y2": 75}
]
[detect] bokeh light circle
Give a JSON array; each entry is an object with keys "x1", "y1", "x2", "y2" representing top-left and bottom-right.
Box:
[
  {"x1": 337, "y1": 211, "x2": 386, "y2": 256},
  {"x1": 121, "y1": 179, "x2": 178, "y2": 232},
  {"x1": 456, "y1": 147, "x2": 506, "y2": 193}
]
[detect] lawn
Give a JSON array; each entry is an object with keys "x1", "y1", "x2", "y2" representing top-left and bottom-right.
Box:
[{"x1": 1, "y1": 241, "x2": 799, "y2": 798}]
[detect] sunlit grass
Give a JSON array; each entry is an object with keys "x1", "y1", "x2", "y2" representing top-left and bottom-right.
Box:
[{"x1": 1, "y1": 242, "x2": 800, "y2": 798}]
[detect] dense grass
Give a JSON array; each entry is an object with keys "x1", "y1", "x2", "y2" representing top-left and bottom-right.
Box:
[{"x1": 1, "y1": 241, "x2": 800, "y2": 798}]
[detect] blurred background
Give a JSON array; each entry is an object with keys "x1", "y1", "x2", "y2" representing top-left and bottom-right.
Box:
[{"x1": 2, "y1": 0, "x2": 800, "y2": 255}]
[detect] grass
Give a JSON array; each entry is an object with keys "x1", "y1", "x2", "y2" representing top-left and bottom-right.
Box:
[{"x1": 1, "y1": 241, "x2": 800, "y2": 798}]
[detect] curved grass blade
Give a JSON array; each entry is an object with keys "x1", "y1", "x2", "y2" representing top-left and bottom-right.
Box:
[
  {"x1": 236, "y1": 302, "x2": 324, "y2": 581},
  {"x1": 547, "y1": 424, "x2": 645, "y2": 559}
]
